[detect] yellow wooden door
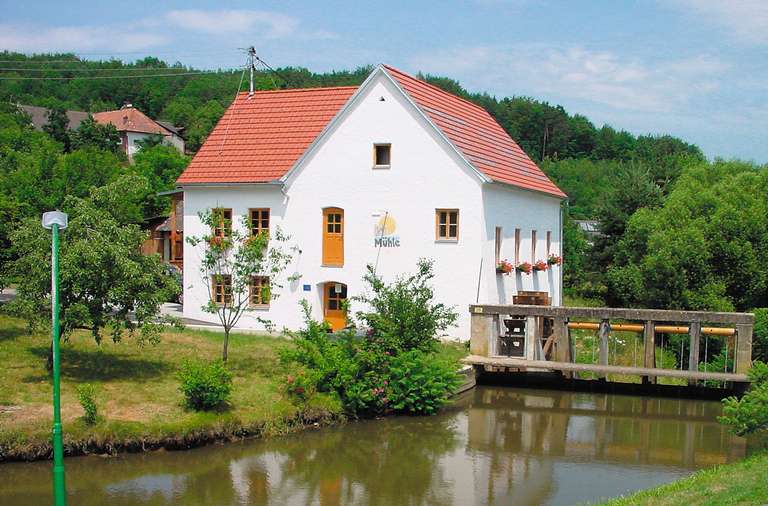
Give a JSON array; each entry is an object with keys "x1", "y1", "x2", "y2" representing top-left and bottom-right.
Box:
[
  {"x1": 323, "y1": 282, "x2": 347, "y2": 331},
  {"x1": 322, "y1": 208, "x2": 344, "y2": 266}
]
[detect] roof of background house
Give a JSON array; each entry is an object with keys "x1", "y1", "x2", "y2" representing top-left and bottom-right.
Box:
[
  {"x1": 93, "y1": 105, "x2": 174, "y2": 136},
  {"x1": 177, "y1": 65, "x2": 565, "y2": 198},
  {"x1": 156, "y1": 120, "x2": 184, "y2": 135},
  {"x1": 18, "y1": 104, "x2": 90, "y2": 131}
]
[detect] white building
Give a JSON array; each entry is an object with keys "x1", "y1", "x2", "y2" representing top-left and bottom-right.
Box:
[
  {"x1": 176, "y1": 65, "x2": 566, "y2": 338},
  {"x1": 93, "y1": 104, "x2": 185, "y2": 161}
]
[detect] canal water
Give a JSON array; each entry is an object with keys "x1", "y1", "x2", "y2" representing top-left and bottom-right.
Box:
[{"x1": 0, "y1": 386, "x2": 748, "y2": 505}]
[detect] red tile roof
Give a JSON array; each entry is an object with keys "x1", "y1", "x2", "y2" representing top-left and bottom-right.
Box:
[
  {"x1": 176, "y1": 66, "x2": 565, "y2": 198},
  {"x1": 93, "y1": 107, "x2": 172, "y2": 135},
  {"x1": 176, "y1": 87, "x2": 357, "y2": 184},
  {"x1": 383, "y1": 65, "x2": 565, "y2": 198}
]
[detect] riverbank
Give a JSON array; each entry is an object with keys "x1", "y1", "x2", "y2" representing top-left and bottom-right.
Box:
[
  {"x1": 0, "y1": 315, "x2": 466, "y2": 462},
  {"x1": 597, "y1": 451, "x2": 768, "y2": 505}
]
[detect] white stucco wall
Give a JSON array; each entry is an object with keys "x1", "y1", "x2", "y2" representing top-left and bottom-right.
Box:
[
  {"x1": 182, "y1": 73, "x2": 563, "y2": 339},
  {"x1": 480, "y1": 184, "x2": 563, "y2": 307},
  {"x1": 126, "y1": 131, "x2": 185, "y2": 161}
]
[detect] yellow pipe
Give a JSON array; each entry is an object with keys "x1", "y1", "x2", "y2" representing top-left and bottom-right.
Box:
[{"x1": 566, "y1": 322, "x2": 735, "y2": 336}]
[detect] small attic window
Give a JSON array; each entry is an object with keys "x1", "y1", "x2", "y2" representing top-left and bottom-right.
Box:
[{"x1": 373, "y1": 144, "x2": 391, "y2": 168}]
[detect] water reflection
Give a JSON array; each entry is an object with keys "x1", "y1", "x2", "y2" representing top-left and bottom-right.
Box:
[{"x1": 0, "y1": 387, "x2": 748, "y2": 506}]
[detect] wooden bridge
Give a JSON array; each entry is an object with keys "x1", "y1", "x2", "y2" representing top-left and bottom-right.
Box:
[{"x1": 464, "y1": 304, "x2": 754, "y2": 385}]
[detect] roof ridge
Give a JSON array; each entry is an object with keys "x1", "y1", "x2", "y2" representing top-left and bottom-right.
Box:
[{"x1": 381, "y1": 64, "x2": 493, "y2": 116}]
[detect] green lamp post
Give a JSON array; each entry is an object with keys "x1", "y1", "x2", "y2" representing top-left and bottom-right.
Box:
[{"x1": 42, "y1": 211, "x2": 68, "y2": 506}]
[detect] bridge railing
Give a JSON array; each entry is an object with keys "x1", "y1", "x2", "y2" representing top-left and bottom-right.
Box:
[{"x1": 468, "y1": 304, "x2": 754, "y2": 383}]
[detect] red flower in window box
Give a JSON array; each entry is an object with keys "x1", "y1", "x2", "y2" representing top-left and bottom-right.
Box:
[
  {"x1": 516, "y1": 262, "x2": 533, "y2": 274},
  {"x1": 533, "y1": 260, "x2": 548, "y2": 272},
  {"x1": 496, "y1": 259, "x2": 514, "y2": 274},
  {"x1": 547, "y1": 254, "x2": 562, "y2": 266}
]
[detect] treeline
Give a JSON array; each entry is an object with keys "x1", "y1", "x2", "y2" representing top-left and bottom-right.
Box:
[{"x1": 2, "y1": 51, "x2": 701, "y2": 173}]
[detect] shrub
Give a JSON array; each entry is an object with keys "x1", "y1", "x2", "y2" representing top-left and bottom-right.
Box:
[
  {"x1": 386, "y1": 350, "x2": 461, "y2": 415},
  {"x1": 283, "y1": 369, "x2": 318, "y2": 403},
  {"x1": 76, "y1": 383, "x2": 98, "y2": 425},
  {"x1": 720, "y1": 362, "x2": 768, "y2": 436},
  {"x1": 283, "y1": 294, "x2": 461, "y2": 417},
  {"x1": 353, "y1": 259, "x2": 458, "y2": 354},
  {"x1": 178, "y1": 360, "x2": 233, "y2": 411},
  {"x1": 281, "y1": 302, "x2": 387, "y2": 415}
]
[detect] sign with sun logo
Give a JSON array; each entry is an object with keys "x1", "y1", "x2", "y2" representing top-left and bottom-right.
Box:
[{"x1": 374, "y1": 213, "x2": 400, "y2": 247}]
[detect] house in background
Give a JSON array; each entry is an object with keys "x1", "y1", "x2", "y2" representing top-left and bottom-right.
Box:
[
  {"x1": 16, "y1": 103, "x2": 184, "y2": 162},
  {"x1": 93, "y1": 104, "x2": 185, "y2": 161},
  {"x1": 175, "y1": 64, "x2": 566, "y2": 339},
  {"x1": 18, "y1": 104, "x2": 89, "y2": 131}
]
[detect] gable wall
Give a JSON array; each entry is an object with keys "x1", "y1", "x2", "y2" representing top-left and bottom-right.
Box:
[{"x1": 183, "y1": 73, "x2": 486, "y2": 337}]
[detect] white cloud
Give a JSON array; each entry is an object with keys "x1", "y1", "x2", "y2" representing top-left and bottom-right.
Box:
[
  {"x1": 665, "y1": 0, "x2": 768, "y2": 44},
  {"x1": 0, "y1": 24, "x2": 166, "y2": 53},
  {"x1": 409, "y1": 44, "x2": 727, "y2": 113},
  {"x1": 166, "y1": 10, "x2": 299, "y2": 38}
]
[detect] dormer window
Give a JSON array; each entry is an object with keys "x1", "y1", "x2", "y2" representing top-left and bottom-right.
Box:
[{"x1": 373, "y1": 143, "x2": 391, "y2": 168}]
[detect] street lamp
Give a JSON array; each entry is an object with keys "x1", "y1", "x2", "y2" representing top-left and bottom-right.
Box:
[{"x1": 42, "y1": 211, "x2": 68, "y2": 506}]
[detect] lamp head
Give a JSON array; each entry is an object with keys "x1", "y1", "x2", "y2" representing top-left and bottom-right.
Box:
[{"x1": 42, "y1": 211, "x2": 68, "y2": 230}]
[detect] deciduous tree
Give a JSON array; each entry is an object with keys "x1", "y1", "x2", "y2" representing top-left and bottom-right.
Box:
[{"x1": 186, "y1": 209, "x2": 298, "y2": 362}]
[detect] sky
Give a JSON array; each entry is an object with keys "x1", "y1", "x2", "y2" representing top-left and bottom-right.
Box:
[{"x1": 1, "y1": 0, "x2": 766, "y2": 162}]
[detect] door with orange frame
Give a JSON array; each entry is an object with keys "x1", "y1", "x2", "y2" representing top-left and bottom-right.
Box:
[
  {"x1": 322, "y1": 207, "x2": 344, "y2": 266},
  {"x1": 323, "y1": 282, "x2": 347, "y2": 331}
]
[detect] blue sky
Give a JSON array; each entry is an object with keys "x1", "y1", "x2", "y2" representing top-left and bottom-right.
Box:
[{"x1": 1, "y1": 0, "x2": 766, "y2": 162}]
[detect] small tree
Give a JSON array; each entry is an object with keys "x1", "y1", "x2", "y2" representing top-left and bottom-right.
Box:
[
  {"x1": 5, "y1": 175, "x2": 179, "y2": 370},
  {"x1": 69, "y1": 116, "x2": 122, "y2": 154},
  {"x1": 353, "y1": 258, "x2": 458, "y2": 354},
  {"x1": 186, "y1": 209, "x2": 298, "y2": 362}
]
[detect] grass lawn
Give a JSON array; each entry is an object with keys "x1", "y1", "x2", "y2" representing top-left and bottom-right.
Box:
[
  {"x1": 0, "y1": 314, "x2": 466, "y2": 460},
  {"x1": 597, "y1": 451, "x2": 768, "y2": 506}
]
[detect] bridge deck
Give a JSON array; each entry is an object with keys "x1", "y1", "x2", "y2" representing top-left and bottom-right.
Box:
[{"x1": 462, "y1": 355, "x2": 750, "y2": 383}]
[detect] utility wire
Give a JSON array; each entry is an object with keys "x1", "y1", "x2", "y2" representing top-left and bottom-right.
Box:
[
  {"x1": 0, "y1": 71, "x2": 217, "y2": 81},
  {"x1": 0, "y1": 67, "x2": 198, "y2": 72},
  {"x1": 255, "y1": 56, "x2": 292, "y2": 87}
]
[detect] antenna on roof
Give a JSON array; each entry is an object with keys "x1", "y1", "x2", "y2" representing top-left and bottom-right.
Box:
[{"x1": 247, "y1": 46, "x2": 256, "y2": 96}]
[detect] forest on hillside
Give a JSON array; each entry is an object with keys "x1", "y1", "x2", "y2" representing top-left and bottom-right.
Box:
[{"x1": 1, "y1": 52, "x2": 766, "y2": 324}]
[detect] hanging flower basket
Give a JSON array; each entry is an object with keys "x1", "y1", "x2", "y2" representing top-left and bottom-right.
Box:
[
  {"x1": 533, "y1": 260, "x2": 548, "y2": 272},
  {"x1": 496, "y1": 259, "x2": 514, "y2": 274},
  {"x1": 516, "y1": 262, "x2": 533, "y2": 274},
  {"x1": 547, "y1": 254, "x2": 562, "y2": 266}
]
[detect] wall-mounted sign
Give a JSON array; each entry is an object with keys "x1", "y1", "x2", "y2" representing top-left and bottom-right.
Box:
[
  {"x1": 303, "y1": 284, "x2": 311, "y2": 292},
  {"x1": 374, "y1": 213, "x2": 400, "y2": 248}
]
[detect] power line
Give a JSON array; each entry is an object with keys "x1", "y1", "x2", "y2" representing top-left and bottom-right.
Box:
[
  {"x1": 255, "y1": 56, "x2": 292, "y2": 87},
  {"x1": 0, "y1": 71, "x2": 220, "y2": 81},
  {"x1": 0, "y1": 67, "x2": 199, "y2": 72}
]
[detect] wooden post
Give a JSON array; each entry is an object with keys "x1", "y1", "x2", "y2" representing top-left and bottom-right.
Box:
[
  {"x1": 598, "y1": 319, "x2": 610, "y2": 379},
  {"x1": 735, "y1": 323, "x2": 753, "y2": 375},
  {"x1": 552, "y1": 317, "x2": 572, "y2": 378},
  {"x1": 688, "y1": 321, "x2": 701, "y2": 387},
  {"x1": 526, "y1": 316, "x2": 538, "y2": 360},
  {"x1": 643, "y1": 320, "x2": 656, "y2": 385},
  {"x1": 170, "y1": 195, "x2": 178, "y2": 264}
]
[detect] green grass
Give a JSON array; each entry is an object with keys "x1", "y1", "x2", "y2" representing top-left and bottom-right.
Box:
[
  {"x1": 0, "y1": 315, "x2": 468, "y2": 460},
  {"x1": 596, "y1": 452, "x2": 768, "y2": 505},
  {"x1": 0, "y1": 315, "x2": 342, "y2": 458}
]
